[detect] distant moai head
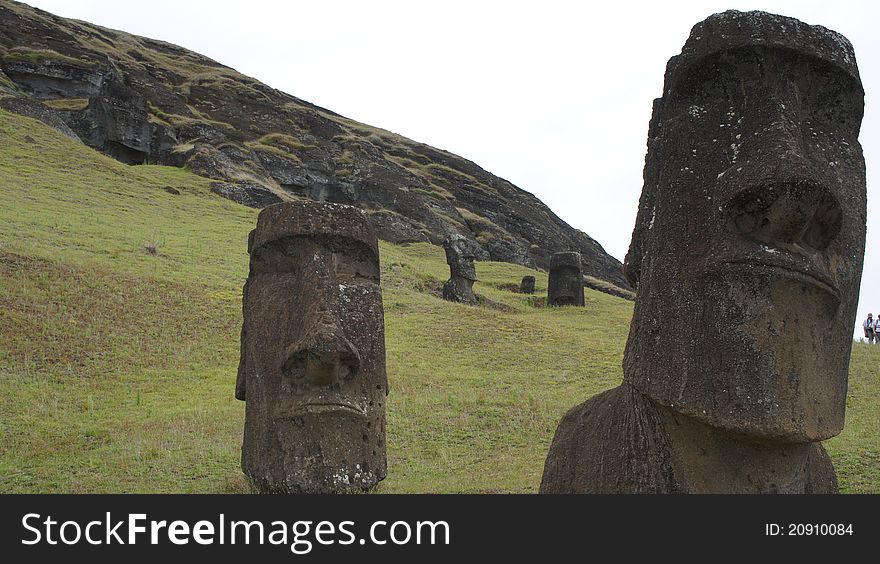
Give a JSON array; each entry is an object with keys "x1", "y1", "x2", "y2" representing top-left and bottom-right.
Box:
[
  {"x1": 548, "y1": 252, "x2": 584, "y2": 306},
  {"x1": 623, "y1": 11, "x2": 866, "y2": 442},
  {"x1": 442, "y1": 233, "x2": 480, "y2": 304},
  {"x1": 443, "y1": 233, "x2": 478, "y2": 281},
  {"x1": 520, "y1": 275, "x2": 536, "y2": 294},
  {"x1": 236, "y1": 201, "x2": 387, "y2": 493}
]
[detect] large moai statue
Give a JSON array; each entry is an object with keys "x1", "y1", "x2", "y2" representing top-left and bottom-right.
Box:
[
  {"x1": 442, "y1": 233, "x2": 479, "y2": 304},
  {"x1": 541, "y1": 11, "x2": 866, "y2": 493},
  {"x1": 547, "y1": 252, "x2": 584, "y2": 306},
  {"x1": 236, "y1": 201, "x2": 388, "y2": 493},
  {"x1": 520, "y1": 275, "x2": 536, "y2": 294}
]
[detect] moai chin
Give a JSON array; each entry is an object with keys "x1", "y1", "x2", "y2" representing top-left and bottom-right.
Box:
[
  {"x1": 442, "y1": 233, "x2": 479, "y2": 304},
  {"x1": 547, "y1": 252, "x2": 584, "y2": 306},
  {"x1": 541, "y1": 11, "x2": 866, "y2": 493},
  {"x1": 236, "y1": 201, "x2": 388, "y2": 493},
  {"x1": 520, "y1": 275, "x2": 536, "y2": 294}
]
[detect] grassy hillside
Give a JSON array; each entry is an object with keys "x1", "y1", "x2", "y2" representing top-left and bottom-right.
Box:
[
  {"x1": 0, "y1": 108, "x2": 877, "y2": 493},
  {"x1": 0, "y1": 0, "x2": 630, "y2": 289}
]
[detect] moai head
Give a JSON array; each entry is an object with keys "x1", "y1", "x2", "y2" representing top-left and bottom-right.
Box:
[
  {"x1": 548, "y1": 251, "x2": 584, "y2": 306},
  {"x1": 521, "y1": 275, "x2": 536, "y2": 294},
  {"x1": 623, "y1": 11, "x2": 866, "y2": 442},
  {"x1": 236, "y1": 201, "x2": 388, "y2": 493},
  {"x1": 444, "y1": 233, "x2": 478, "y2": 281}
]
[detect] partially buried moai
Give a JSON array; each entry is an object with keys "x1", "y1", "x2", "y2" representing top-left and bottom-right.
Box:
[
  {"x1": 520, "y1": 275, "x2": 536, "y2": 294},
  {"x1": 541, "y1": 11, "x2": 866, "y2": 493},
  {"x1": 442, "y1": 233, "x2": 479, "y2": 304},
  {"x1": 236, "y1": 201, "x2": 388, "y2": 493},
  {"x1": 547, "y1": 252, "x2": 584, "y2": 306}
]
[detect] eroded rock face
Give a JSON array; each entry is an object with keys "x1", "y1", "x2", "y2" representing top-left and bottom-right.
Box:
[
  {"x1": 442, "y1": 233, "x2": 479, "y2": 304},
  {"x1": 236, "y1": 201, "x2": 388, "y2": 493},
  {"x1": 520, "y1": 275, "x2": 536, "y2": 294},
  {"x1": 210, "y1": 181, "x2": 282, "y2": 209},
  {"x1": 1, "y1": 58, "x2": 107, "y2": 98},
  {"x1": 547, "y1": 252, "x2": 584, "y2": 307},
  {"x1": 0, "y1": 92, "x2": 80, "y2": 139},
  {"x1": 1, "y1": 57, "x2": 164, "y2": 163},
  {"x1": 541, "y1": 10, "x2": 866, "y2": 493}
]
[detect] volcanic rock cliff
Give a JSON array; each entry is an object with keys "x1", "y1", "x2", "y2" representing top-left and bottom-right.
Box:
[{"x1": 0, "y1": 0, "x2": 628, "y2": 288}]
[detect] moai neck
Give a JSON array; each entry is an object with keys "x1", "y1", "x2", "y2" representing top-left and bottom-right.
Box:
[{"x1": 653, "y1": 401, "x2": 815, "y2": 494}]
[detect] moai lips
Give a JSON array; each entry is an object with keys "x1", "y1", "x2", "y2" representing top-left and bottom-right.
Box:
[
  {"x1": 236, "y1": 201, "x2": 388, "y2": 493},
  {"x1": 541, "y1": 11, "x2": 866, "y2": 493}
]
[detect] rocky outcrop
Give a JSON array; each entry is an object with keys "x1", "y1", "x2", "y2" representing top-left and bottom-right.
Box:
[
  {"x1": 0, "y1": 66, "x2": 80, "y2": 139},
  {"x1": 209, "y1": 182, "x2": 282, "y2": 209},
  {"x1": 0, "y1": 0, "x2": 628, "y2": 288}
]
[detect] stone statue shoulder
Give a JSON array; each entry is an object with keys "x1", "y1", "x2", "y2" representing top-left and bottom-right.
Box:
[
  {"x1": 539, "y1": 384, "x2": 679, "y2": 493},
  {"x1": 540, "y1": 383, "x2": 838, "y2": 493},
  {"x1": 804, "y1": 443, "x2": 838, "y2": 494}
]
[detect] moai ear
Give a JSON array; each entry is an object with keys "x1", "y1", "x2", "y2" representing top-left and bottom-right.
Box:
[
  {"x1": 235, "y1": 357, "x2": 247, "y2": 400},
  {"x1": 623, "y1": 193, "x2": 653, "y2": 288},
  {"x1": 624, "y1": 99, "x2": 664, "y2": 288},
  {"x1": 235, "y1": 277, "x2": 250, "y2": 401},
  {"x1": 236, "y1": 230, "x2": 256, "y2": 401},
  {"x1": 247, "y1": 229, "x2": 256, "y2": 255}
]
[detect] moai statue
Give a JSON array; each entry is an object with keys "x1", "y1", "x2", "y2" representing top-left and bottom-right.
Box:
[
  {"x1": 236, "y1": 201, "x2": 388, "y2": 493},
  {"x1": 541, "y1": 11, "x2": 866, "y2": 493},
  {"x1": 520, "y1": 275, "x2": 536, "y2": 294},
  {"x1": 442, "y1": 233, "x2": 478, "y2": 304},
  {"x1": 547, "y1": 252, "x2": 584, "y2": 306}
]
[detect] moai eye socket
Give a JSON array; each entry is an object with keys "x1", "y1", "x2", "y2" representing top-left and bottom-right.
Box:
[
  {"x1": 670, "y1": 54, "x2": 742, "y2": 110},
  {"x1": 249, "y1": 240, "x2": 309, "y2": 275},
  {"x1": 801, "y1": 63, "x2": 864, "y2": 136},
  {"x1": 332, "y1": 247, "x2": 380, "y2": 283}
]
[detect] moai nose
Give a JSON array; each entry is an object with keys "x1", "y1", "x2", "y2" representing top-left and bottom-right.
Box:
[
  {"x1": 281, "y1": 315, "x2": 361, "y2": 389},
  {"x1": 723, "y1": 75, "x2": 843, "y2": 252},
  {"x1": 748, "y1": 75, "x2": 807, "y2": 157},
  {"x1": 724, "y1": 176, "x2": 842, "y2": 252}
]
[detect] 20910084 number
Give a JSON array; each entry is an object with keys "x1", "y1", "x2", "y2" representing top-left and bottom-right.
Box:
[
  {"x1": 765, "y1": 524, "x2": 854, "y2": 536},
  {"x1": 788, "y1": 524, "x2": 854, "y2": 536}
]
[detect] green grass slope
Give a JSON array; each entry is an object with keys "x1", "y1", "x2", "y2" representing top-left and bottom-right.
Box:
[{"x1": 0, "y1": 108, "x2": 877, "y2": 493}]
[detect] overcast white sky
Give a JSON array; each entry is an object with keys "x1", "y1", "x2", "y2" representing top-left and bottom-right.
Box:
[{"x1": 20, "y1": 0, "x2": 879, "y2": 338}]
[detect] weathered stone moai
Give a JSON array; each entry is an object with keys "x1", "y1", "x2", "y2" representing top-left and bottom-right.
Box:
[
  {"x1": 547, "y1": 252, "x2": 584, "y2": 306},
  {"x1": 236, "y1": 201, "x2": 388, "y2": 493},
  {"x1": 520, "y1": 275, "x2": 536, "y2": 294},
  {"x1": 541, "y1": 11, "x2": 866, "y2": 493},
  {"x1": 442, "y1": 233, "x2": 478, "y2": 304}
]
